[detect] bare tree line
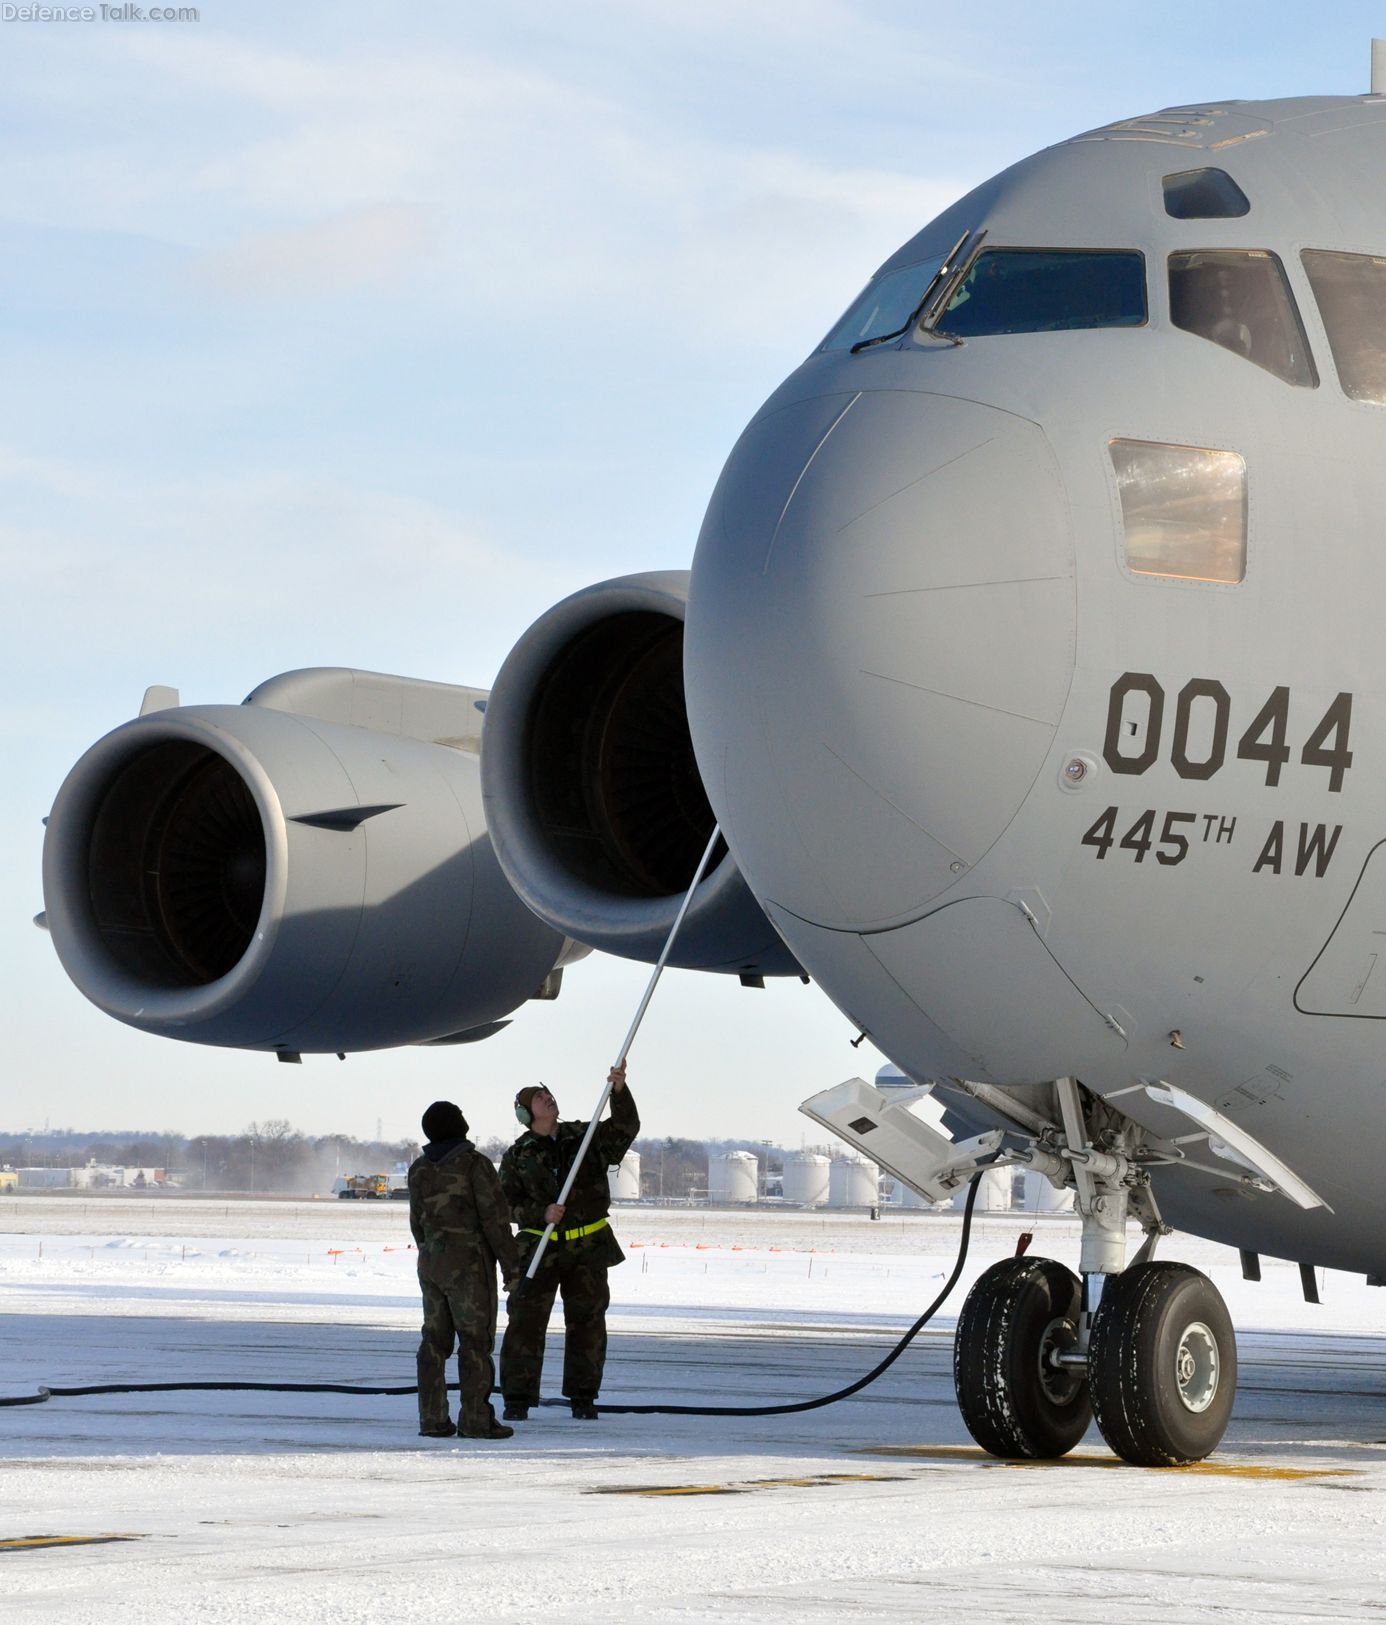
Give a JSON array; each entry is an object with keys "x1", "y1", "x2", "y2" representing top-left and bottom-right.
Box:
[
  {"x1": 3, "y1": 1126, "x2": 809, "y2": 1197},
  {"x1": 0, "y1": 1122, "x2": 418, "y2": 1195}
]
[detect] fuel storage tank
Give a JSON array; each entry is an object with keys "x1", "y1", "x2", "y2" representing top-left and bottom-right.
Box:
[
  {"x1": 1022, "y1": 1168, "x2": 1075, "y2": 1212},
  {"x1": 607, "y1": 1150, "x2": 642, "y2": 1202},
  {"x1": 708, "y1": 1150, "x2": 759, "y2": 1204},
  {"x1": 828, "y1": 1155, "x2": 878, "y2": 1208},
  {"x1": 783, "y1": 1152, "x2": 830, "y2": 1208}
]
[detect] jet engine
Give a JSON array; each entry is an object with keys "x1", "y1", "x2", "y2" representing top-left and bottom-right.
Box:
[
  {"x1": 41, "y1": 669, "x2": 567, "y2": 1055},
  {"x1": 481, "y1": 571, "x2": 799, "y2": 976}
]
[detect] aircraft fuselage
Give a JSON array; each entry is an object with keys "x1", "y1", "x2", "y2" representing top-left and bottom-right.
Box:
[{"x1": 685, "y1": 96, "x2": 1386, "y2": 1275}]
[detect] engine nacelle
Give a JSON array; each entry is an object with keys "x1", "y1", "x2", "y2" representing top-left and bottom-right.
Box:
[
  {"x1": 481, "y1": 571, "x2": 799, "y2": 976},
  {"x1": 42, "y1": 670, "x2": 567, "y2": 1054}
]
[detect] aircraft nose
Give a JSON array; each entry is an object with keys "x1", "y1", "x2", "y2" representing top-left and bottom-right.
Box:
[{"x1": 685, "y1": 387, "x2": 1075, "y2": 932}]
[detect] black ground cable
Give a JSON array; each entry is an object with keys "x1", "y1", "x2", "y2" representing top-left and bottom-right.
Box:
[
  {"x1": 2, "y1": 1381, "x2": 425, "y2": 1405},
  {"x1": 586, "y1": 1168, "x2": 980, "y2": 1416},
  {"x1": 1, "y1": 1174, "x2": 980, "y2": 1414}
]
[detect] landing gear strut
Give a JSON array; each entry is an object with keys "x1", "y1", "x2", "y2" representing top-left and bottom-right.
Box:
[{"x1": 952, "y1": 1077, "x2": 1238, "y2": 1467}]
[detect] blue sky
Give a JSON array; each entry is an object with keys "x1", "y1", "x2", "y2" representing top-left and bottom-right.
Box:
[{"x1": 4, "y1": 2, "x2": 1381, "y2": 1148}]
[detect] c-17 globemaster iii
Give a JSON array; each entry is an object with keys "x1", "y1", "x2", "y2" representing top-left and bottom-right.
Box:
[{"x1": 39, "y1": 54, "x2": 1386, "y2": 1467}]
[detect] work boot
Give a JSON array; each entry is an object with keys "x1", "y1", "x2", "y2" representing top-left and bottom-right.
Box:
[
  {"x1": 458, "y1": 1404, "x2": 513, "y2": 1443},
  {"x1": 460, "y1": 1418, "x2": 514, "y2": 1440},
  {"x1": 502, "y1": 1401, "x2": 530, "y2": 1421},
  {"x1": 569, "y1": 1396, "x2": 599, "y2": 1420},
  {"x1": 418, "y1": 1420, "x2": 457, "y2": 1438}
]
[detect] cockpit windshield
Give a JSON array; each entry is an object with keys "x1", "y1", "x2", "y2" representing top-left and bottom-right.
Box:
[
  {"x1": 819, "y1": 253, "x2": 948, "y2": 352},
  {"x1": 934, "y1": 249, "x2": 1147, "y2": 337},
  {"x1": 1169, "y1": 250, "x2": 1316, "y2": 387},
  {"x1": 1302, "y1": 250, "x2": 1386, "y2": 404}
]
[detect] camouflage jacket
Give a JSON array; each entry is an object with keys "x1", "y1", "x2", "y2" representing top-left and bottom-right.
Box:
[
  {"x1": 408, "y1": 1137, "x2": 520, "y2": 1288},
  {"x1": 500, "y1": 1087, "x2": 639, "y2": 1269}
]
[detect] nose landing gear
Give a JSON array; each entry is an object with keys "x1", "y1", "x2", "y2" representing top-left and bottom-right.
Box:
[
  {"x1": 953, "y1": 1254, "x2": 1237, "y2": 1466},
  {"x1": 803, "y1": 1068, "x2": 1321, "y2": 1468},
  {"x1": 952, "y1": 1077, "x2": 1241, "y2": 1467}
]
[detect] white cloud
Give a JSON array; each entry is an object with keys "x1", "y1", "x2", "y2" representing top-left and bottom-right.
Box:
[
  {"x1": 0, "y1": 24, "x2": 966, "y2": 349},
  {"x1": 191, "y1": 202, "x2": 438, "y2": 297},
  {"x1": 2, "y1": 450, "x2": 577, "y2": 686}
]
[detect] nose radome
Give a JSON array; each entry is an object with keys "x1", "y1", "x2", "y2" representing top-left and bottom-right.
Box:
[{"x1": 686, "y1": 389, "x2": 1075, "y2": 933}]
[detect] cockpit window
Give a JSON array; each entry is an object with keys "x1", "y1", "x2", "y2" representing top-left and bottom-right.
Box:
[
  {"x1": 1301, "y1": 250, "x2": 1386, "y2": 404},
  {"x1": 933, "y1": 249, "x2": 1146, "y2": 337},
  {"x1": 1110, "y1": 439, "x2": 1247, "y2": 585},
  {"x1": 1162, "y1": 168, "x2": 1250, "y2": 220},
  {"x1": 1168, "y1": 250, "x2": 1317, "y2": 387},
  {"x1": 819, "y1": 253, "x2": 947, "y2": 352}
]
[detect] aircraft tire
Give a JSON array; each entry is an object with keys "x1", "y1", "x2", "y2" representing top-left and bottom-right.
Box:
[
  {"x1": 953, "y1": 1256, "x2": 1090, "y2": 1459},
  {"x1": 1088, "y1": 1262, "x2": 1236, "y2": 1466}
]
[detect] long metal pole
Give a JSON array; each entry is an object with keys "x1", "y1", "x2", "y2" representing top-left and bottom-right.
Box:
[{"x1": 524, "y1": 824, "x2": 722, "y2": 1279}]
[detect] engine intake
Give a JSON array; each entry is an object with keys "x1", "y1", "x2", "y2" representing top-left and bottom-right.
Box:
[
  {"x1": 86, "y1": 739, "x2": 267, "y2": 989},
  {"x1": 482, "y1": 572, "x2": 798, "y2": 975}
]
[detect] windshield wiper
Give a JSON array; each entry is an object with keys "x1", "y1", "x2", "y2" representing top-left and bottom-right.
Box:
[
  {"x1": 850, "y1": 229, "x2": 974, "y2": 354},
  {"x1": 921, "y1": 229, "x2": 990, "y2": 340}
]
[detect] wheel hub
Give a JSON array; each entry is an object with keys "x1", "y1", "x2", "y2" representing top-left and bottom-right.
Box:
[
  {"x1": 1174, "y1": 1320, "x2": 1220, "y2": 1413},
  {"x1": 1037, "y1": 1315, "x2": 1083, "y2": 1406}
]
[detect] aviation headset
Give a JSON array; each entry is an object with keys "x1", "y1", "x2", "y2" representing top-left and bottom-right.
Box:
[{"x1": 514, "y1": 1085, "x2": 551, "y2": 1128}]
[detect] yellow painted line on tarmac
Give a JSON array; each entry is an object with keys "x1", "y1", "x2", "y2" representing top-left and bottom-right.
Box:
[
  {"x1": 591, "y1": 1471, "x2": 909, "y2": 1498},
  {"x1": 0, "y1": 1534, "x2": 146, "y2": 1553},
  {"x1": 851, "y1": 1444, "x2": 1358, "y2": 1480}
]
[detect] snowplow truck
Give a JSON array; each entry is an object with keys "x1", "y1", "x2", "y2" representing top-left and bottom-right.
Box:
[{"x1": 338, "y1": 1173, "x2": 391, "y2": 1200}]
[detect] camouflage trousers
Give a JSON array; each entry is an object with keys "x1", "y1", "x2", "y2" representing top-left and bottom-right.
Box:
[
  {"x1": 500, "y1": 1251, "x2": 611, "y2": 1403},
  {"x1": 416, "y1": 1270, "x2": 499, "y2": 1431}
]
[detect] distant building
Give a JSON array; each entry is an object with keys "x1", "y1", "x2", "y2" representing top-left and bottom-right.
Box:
[
  {"x1": 17, "y1": 1167, "x2": 76, "y2": 1189},
  {"x1": 607, "y1": 1150, "x2": 641, "y2": 1201},
  {"x1": 15, "y1": 1164, "x2": 170, "y2": 1190},
  {"x1": 828, "y1": 1155, "x2": 878, "y2": 1208},
  {"x1": 783, "y1": 1153, "x2": 830, "y2": 1208},
  {"x1": 951, "y1": 1166, "x2": 1013, "y2": 1212},
  {"x1": 708, "y1": 1150, "x2": 758, "y2": 1204}
]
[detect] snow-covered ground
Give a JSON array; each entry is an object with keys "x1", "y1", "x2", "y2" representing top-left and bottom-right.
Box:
[{"x1": 2, "y1": 1196, "x2": 1384, "y2": 1622}]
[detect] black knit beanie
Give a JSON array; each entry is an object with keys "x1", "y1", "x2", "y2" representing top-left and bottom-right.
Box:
[{"x1": 421, "y1": 1100, "x2": 469, "y2": 1142}]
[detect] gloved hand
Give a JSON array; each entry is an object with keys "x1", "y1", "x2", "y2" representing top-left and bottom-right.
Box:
[{"x1": 506, "y1": 1276, "x2": 529, "y2": 1304}]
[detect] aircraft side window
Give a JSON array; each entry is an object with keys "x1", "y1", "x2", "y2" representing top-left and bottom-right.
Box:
[
  {"x1": 1162, "y1": 168, "x2": 1250, "y2": 220},
  {"x1": 933, "y1": 249, "x2": 1146, "y2": 337},
  {"x1": 819, "y1": 254, "x2": 948, "y2": 352},
  {"x1": 1301, "y1": 249, "x2": 1386, "y2": 404},
  {"x1": 1168, "y1": 250, "x2": 1317, "y2": 387},
  {"x1": 1110, "y1": 439, "x2": 1247, "y2": 586}
]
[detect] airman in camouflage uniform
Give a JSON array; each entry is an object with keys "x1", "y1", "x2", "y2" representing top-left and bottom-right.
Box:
[
  {"x1": 408, "y1": 1099, "x2": 520, "y2": 1440},
  {"x1": 499, "y1": 1061, "x2": 639, "y2": 1419}
]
